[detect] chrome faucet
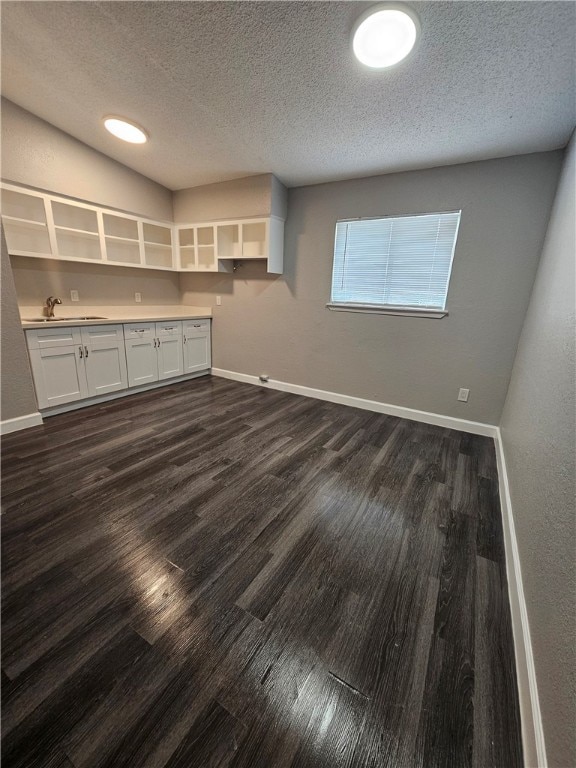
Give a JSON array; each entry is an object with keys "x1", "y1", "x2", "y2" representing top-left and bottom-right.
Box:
[{"x1": 46, "y1": 296, "x2": 62, "y2": 318}]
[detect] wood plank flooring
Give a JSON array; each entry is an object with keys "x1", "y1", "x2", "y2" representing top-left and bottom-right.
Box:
[{"x1": 1, "y1": 376, "x2": 523, "y2": 768}]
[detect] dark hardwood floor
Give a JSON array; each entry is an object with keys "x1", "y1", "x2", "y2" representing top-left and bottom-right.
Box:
[{"x1": 1, "y1": 376, "x2": 523, "y2": 768}]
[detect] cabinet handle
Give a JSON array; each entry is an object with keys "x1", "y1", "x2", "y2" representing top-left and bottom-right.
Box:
[
  {"x1": 157, "y1": 338, "x2": 161, "y2": 347},
  {"x1": 79, "y1": 346, "x2": 83, "y2": 359},
  {"x1": 84, "y1": 346, "x2": 89, "y2": 358},
  {"x1": 184, "y1": 336, "x2": 187, "y2": 344}
]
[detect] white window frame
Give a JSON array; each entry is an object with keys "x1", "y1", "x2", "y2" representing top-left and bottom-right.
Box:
[{"x1": 327, "y1": 210, "x2": 461, "y2": 319}]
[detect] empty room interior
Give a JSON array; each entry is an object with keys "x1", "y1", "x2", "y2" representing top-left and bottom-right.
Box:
[{"x1": 1, "y1": 2, "x2": 575, "y2": 767}]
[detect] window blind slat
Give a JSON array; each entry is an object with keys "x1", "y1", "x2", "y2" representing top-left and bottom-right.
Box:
[{"x1": 331, "y1": 211, "x2": 461, "y2": 309}]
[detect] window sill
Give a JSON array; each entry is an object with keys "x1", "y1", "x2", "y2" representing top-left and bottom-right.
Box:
[{"x1": 326, "y1": 303, "x2": 448, "y2": 319}]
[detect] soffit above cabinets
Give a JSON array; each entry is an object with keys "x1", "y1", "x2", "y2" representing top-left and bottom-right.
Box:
[
  {"x1": 1, "y1": 2, "x2": 574, "y2": 189},
  {"x1": 1, "y1": 183, "x2": 284, "y2": 275}
]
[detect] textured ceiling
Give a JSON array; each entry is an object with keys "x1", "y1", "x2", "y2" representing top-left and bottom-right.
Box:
[{"x1": 1, "y1": 1, "x2": 575, "y2": 190}]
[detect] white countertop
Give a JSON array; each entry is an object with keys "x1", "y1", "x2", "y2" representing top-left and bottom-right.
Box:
[{"x1": 20, "y1": 305, "x2": 212, "y2": 329}]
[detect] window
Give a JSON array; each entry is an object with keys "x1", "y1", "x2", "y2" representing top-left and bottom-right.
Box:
[{"x1": 329, "y1": 211, "x2": 461, "y2": 316}]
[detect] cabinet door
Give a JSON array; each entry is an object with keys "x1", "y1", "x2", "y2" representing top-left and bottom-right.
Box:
[
  {"x1": 183, "y1": 321, "x2": 211, "y2": 373},
  {"x1": 28, "y1": 345, "x2": 88, "y2": 409},
  {"x1": 156, "y1": 322, "x2": 183, "y2": 380},
  {"x1": 157, "y1": 336, "x2": 184, "y2": 380},
  {"x1": 81, "y1": 325, "x2": 128, "y2": 397},
  {"x1": 125, "y1": 337, "x2": 158, "y2": 388}
]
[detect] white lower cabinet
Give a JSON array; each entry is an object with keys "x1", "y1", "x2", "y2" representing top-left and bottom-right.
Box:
[
  {"x1": 183, "y1": 319, "x2": 212, "y2": 373},
  {"x1": 28, "y1": 343, "x2": 88, "y2": 408},
  {"x1": 26, "y1": 318, "x2": 210, "y2": 410},
  {"x1": 26, "y1": 325, "x2": 127, "y2": 409},
  {"x1": 124, "y1": 321, "x2": 184, "y2": 386},
  {"x1": 157, "y1": 323, "x2": 184, "y2": 380},
  {"x1": 124, "y1": 323, "x2": 158, "y2": 387},
  {"x1": 81, "y1": 325, "x2": 128, "y2": 397}
]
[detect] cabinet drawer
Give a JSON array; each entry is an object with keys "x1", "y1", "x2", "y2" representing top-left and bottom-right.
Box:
[
  {"x1": 156, "y1": 321, "x2": 182, "y2": 337},
  {"x1": 26, "y1": 326, "x2": 82, "y2": 350},
  {"x1": 183, "y1": 319, "x2": 210, "y2": 335},
  {"x1": 123, "y1": 322, "x2": 155, "y2": 340},
  {"x1": 81, "y1": 324, "x2": 124, "y2": 347}
]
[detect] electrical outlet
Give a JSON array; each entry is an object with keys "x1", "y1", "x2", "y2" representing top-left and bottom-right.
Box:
[
  {"x1": 216, "y1": 296, "x2": 222, "y2": 306},
  {"x1": 70, "y1": 290, "x2": 79, "y2": 302},
  {"x1": 135, "y1": 292, "x2": 142, "y2": 303},
  {"x1": 458, "y1": 388, "x2": 470, "y2": 402}
]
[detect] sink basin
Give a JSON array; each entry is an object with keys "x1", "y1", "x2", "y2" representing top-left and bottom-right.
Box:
[{"x1": 24, "y1": 316, "x2": 107, "y2": 322}]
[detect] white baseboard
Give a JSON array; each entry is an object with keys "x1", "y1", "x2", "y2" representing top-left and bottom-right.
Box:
[
  {"x1": 495, "y1": 429, "x2": 547, "y2": 768},
  {"x1": 211, "y1": 367, "x2": 498, "y2": 437},
  {"x1": 40, "y1": 371, "x2": 210, "y2": 417},
  {"x1": 0, "y1": 411, "x2": 43, "y2": 435}
]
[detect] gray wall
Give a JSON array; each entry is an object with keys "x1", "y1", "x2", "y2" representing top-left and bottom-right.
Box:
[
  {"x1": 500, "y1": 135, "x2": 576, "y2": 768},
  {"x1": 173, "y1": 173, "x2": 287, "y2": 222},
  {"x1": 180, "y1": 151, "x2": 562, "y2": 424},
  {"x1": 12, "y1": 257, "x2": 181, "y2": 311},
  {"x1": 1, "y1": 228, "x2": 38, "y2": 421},
  {"x1": 1, "y1": 99, "x2": 173, "y2": 220}
]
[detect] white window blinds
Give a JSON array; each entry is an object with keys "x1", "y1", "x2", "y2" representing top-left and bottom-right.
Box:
[{"x1": 330, "y1": 211, "x2": 461, "y2": 310}]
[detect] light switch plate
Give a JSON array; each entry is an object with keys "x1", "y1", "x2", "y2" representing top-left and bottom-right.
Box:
[
  {"x1": 70, "y1": 290, "x2": 79, "y2": 302},
  {"x1": 216, "y1": 296, "x2": 222, "y2": 306}
]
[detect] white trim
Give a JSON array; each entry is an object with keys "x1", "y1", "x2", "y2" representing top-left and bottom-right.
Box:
[
  {"x1": 495, "y1": 429, "x2": 547, "y2": 768},
  {"x1": 327, "y1": 303, "x2": 448, "y2": 319},
  {"x1": 40, "y1": 371, "x2": 210, "y2": 417},
  {"x1": 0, "y1": 411, "x2": 43, "y2": 435},
  {"x1": 211, "y1": 368, "x2": 497, "y2": 436}
]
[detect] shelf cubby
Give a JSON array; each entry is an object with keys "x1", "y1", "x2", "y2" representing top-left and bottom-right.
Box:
[
  {"x1": 52, "y1": 201, "x2": 98, "y2": 233},
  {"x1": 103, "y1": 213, "x2": 139, "y2": 240},
  {"x1": 105, "y1": 238, "x2": 141, "y2": 265},
  {"x1": 179, "y1": 229, "x2": 195, "y2": 247},
  {"x1": 197, "y1": 245, "x2": 216, "y2": 269},
  {"x1": 143, "y1": 223, "x2": 172, "y2": 246},
  {"x1": 179, "y1": 246, "x2": 196, "y2": 270},
  {"x1": 3, "y1": 218, "x2": 51, "y2": 254},
  {"x1": 56, "y1": 229, "x2": 101, "y2": 260},
  {"x1": 217, "y1": 223, "x2": 240, "y2": 259},
  {"x1": 242, "y1": 221, "x2": 267, "y2": 258},
  {"x1": 144, "y1": 243, "x2": 173, "y2": 269},
  {"x1": 2, "y1": 189, "x2": 47, "y2": 222},
  {"x1": 197, "y1": 226, "x2": 214, "y2": 246}
]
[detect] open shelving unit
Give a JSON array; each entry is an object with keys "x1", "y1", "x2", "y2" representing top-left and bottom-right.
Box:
[
  {"x1": 143, "y1": 222, "x2": 173, "y2": 269},
  {"x1": 196, "y1": 225, "x2": 217, "y2": 271},
  {"x1": 178, "y1": 228, "x2": 196, "y2": 270},
  {"x1": 52, "y1": 201, "x2": 101, "y2": 261},
  {"x1": 241, "y1": 221, "x2": 267, "y2": 258},
  {"x1": 1, "y1": 182, "x2": 284, "y2": 274},
  {"x1": 176, "y1": 218, "x2": 283, "y2": 274},
  {"x1": 102, "y1": 213, "x2": 141, "y2": 265}
]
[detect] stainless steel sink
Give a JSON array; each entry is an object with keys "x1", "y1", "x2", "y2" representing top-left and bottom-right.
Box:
[{"x1": 24, "y1": 316, "x2": 108, "y2": 322}]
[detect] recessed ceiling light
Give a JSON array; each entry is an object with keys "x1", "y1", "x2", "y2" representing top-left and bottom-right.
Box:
[
  {"x1": 352, "y1": 4, "x2": 419, "y2": 69},
  {"x1": 103, "y1": 116, "x2": 148, "y2": 144}
]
